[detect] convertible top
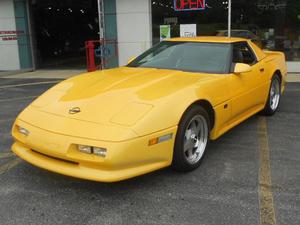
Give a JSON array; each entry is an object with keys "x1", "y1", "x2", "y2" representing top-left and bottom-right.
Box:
[{"x1": 168, "y1": 36, "x2": 248, "y2": 43}]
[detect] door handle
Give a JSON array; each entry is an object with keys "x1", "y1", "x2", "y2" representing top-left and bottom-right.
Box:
[{"x1": 260, "y1": 68, "x2": 265, "y2": 72}]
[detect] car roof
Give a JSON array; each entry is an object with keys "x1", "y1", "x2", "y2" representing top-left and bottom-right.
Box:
[{"x1": 167, "y1": 36, "x2": 248, "y2": 43}]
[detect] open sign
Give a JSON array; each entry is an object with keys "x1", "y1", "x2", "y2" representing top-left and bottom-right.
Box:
[{"x1": 174, "y1": 0, "x2": 205, "y2": 11}]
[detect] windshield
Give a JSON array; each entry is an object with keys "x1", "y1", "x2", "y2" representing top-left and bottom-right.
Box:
[{"x1": 127, "y1": 41, "x2": 231, "y2": 74}]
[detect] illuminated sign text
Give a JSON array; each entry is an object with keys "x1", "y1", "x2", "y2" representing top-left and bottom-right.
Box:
[{"x1": 174, "y1": 0, "x2": 205, "y2": 11}]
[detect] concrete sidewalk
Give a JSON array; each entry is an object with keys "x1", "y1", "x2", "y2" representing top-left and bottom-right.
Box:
[
  {"x1": 287, "y1": 73, "x2": 300, "y2": 82},
  {"x1": 0, "y1": 69, "x2": 85, "y2": 79},
  {"x1": 1, "y1": 69, "x2": 300, "y2": 82}
]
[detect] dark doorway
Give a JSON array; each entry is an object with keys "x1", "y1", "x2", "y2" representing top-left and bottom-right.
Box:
[{"x1": 30, "y1": 0, "x2": 99, "y2": 69}]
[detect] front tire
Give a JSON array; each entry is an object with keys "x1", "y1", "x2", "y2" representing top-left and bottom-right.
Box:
[
  {"x1": 263, "y1": 74, "x2": 281, "y2": 116},
  {"x1": 172, "y1": 105, "x2": 210, "y2": 172}
]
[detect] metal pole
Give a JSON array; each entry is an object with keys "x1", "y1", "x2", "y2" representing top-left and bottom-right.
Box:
[
  {"x1": 228, "y1": 0, "x2": 231, "y2": 38},
  {"x1": 97, "y1": 0, "x2": 105, "y2": 40},
  {"x1": 97, "y1": 0, "x2": 105, "y2": 69}
]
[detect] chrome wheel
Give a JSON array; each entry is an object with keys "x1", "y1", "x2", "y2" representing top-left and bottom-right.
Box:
[
  {"x1": 270, "y1": 78, "x2": 280, "y2": 111},
  {"x1": 183, "y1": 115, "x2": 208, "y2": 164}
]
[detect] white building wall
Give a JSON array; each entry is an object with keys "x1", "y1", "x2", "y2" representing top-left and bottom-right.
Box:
[
  {"x1": 116, "y1": 0, "x2": 152, "y2": 66},
  {"x1": 0, "y1": 0, "x2": 20, "y2": 70},
  {"x1": 287, "y1": 62, "x2": 300, "y2": 73}
]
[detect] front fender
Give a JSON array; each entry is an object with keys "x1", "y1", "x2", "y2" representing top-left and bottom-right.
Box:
[{"x1": 131, "y1": 76, "x2": 229, "y2": 136}]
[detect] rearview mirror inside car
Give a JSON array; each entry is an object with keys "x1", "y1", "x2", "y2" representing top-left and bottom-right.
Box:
[{"x1": 234, "y1": 63, "x2": 252, "y2": 74}]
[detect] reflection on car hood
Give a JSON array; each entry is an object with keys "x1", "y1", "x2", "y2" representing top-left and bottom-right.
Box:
[{"x1": 31, "y1": 67, "x2": 218, "y2": 125}]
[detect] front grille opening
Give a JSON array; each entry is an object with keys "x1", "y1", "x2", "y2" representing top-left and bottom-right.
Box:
[{"x1": 31, "y1": 149, "x2": 79, "y2": 165}]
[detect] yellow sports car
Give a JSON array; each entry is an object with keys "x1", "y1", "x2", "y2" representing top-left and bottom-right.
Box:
[{"x1": 12, "y1": 37, "x2": 287, "y2": 182}]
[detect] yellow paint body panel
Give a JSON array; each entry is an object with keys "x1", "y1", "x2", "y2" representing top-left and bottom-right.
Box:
[
  {"x1": 12, "y1": 119, "x2": 176, "y2": 182},
  {"x1": 11, "y1": 38, "x2": 287, "y2": 182}
]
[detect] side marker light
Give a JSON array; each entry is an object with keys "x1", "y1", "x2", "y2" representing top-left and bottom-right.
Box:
[{"x1": 149, "y1": 133, "x2": 173, "y2": 146}]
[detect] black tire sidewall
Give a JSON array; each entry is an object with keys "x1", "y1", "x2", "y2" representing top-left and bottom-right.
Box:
[{"x1": 172, "y1": 105, "x2": 210, "y2": 172}]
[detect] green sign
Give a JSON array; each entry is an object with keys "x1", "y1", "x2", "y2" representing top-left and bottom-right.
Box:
[{"x1": 160, "y1": 25, "x2": 171, "y2": 41}]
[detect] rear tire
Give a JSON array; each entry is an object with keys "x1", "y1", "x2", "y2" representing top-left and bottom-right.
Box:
[
  {"x1": 263, "y1": 74, "x2": 281, "y2": 116},
  {"x1": 172, "y1": 105, "x2": 210, "y2": 172}
]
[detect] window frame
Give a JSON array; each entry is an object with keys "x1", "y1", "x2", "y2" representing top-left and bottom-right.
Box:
[
  {"x1": 127, "y1": 41, "x2": 233, "y2": 74},
  {"x1": 230, "y1": 41, "x2": 258, "y2": 72}
]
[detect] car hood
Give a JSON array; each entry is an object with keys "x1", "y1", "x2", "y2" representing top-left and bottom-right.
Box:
[{"x1": 30, "y1": 67, "x2": 218, "y2": 127}]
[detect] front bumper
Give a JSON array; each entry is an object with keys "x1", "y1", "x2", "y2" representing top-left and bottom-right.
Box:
[{"x1": 12, "y1": 120, "x2": 176, "y2": 182}]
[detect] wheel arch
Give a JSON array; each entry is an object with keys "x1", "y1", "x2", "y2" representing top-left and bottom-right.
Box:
[
  {"x1": 186, "y1": 99, "x2": 215, "y2": 131},
  {"x1": 273, "y1": 69, "x2": 282, "y2": 82}
]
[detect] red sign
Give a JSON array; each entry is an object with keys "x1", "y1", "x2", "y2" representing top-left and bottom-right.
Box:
[
  {"x1": 174, "y1": 0, "x2": 205, "y2": 11},
  {"x1": 0, "y1": 30, "x2": 24, "y2": 41}
]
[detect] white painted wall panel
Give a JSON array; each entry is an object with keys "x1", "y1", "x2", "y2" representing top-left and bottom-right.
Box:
[
  {"x1": 287, "y1": 62, "x2": 300, "y2": 73},
  {"x1": 116, "y1": 0, "x2": 152, "y2": 66},
  {"x1": 0, "y1": 0, "x2": 20, "y2": 70}
]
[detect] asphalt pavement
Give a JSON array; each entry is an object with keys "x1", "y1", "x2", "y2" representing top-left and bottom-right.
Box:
[{"x1": 0, "y1": 78, "x2": 299, "y2": 225}]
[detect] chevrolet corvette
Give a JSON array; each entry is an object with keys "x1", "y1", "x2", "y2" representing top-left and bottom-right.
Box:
[{"x1": 12, "y1": 37, "x2": 287, "y2": 182}]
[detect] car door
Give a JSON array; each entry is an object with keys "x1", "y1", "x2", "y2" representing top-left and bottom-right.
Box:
[{"x1": 229, "y1": 41, "x2": 266, "y2": 120}]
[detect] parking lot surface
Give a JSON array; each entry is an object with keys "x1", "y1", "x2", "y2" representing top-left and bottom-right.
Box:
[{"x1": 0, "y1": 78, "x2": 299, "y2": 225}]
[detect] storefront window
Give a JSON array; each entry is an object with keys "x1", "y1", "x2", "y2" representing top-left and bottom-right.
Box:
[
  {"x1": 152, "y1": 0, "x2": 300, "y2": 61},
  {"x1": 30, "y1": 0, "x2": 118, "y2": 69}
]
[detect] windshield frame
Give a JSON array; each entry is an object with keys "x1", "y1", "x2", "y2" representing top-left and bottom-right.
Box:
[{"x1": 127, "y1": 41, "x2": 233, "y2": 74}]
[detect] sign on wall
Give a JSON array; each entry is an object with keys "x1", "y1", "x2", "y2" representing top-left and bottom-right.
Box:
[
  {"x1": 180, "y1": 24, "x2": 197, "y2": 37},
  {"x1": 174, "y1": 0, "x2": 205, "y2": 11},
  {"x1": 164, "y1": 17, "x2": 178, "y2": 25},
  {"x1": 160, "y1": 25, "x2": 171, "y2": 41},
  {"x1": 0, "y1": 30, "x2": 24, "y2": 41}
]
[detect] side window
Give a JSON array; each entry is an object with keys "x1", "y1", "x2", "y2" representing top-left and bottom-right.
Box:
[{"x1": 232, "y1": 42, "x2": 257, "y2": 65}]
